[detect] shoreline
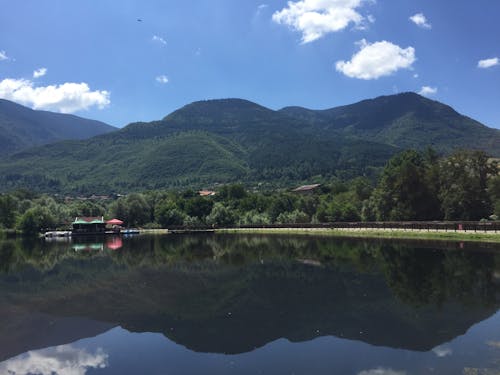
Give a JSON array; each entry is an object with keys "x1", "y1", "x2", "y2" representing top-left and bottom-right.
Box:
[{"x1": 215, "y1": 227, "x2": 500, "y2": 243}]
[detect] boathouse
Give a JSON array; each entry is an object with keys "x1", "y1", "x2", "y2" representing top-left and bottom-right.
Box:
[{"x1": 72, "y1": 216, "x2": 106, "y2": 235}]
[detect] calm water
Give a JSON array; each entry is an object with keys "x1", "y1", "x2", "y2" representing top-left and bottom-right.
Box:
[{"x1": 1, "y1": 234, "x2": 500, "y2": 374}]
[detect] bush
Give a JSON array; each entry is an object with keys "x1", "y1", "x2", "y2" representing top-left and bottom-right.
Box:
[
  {"x1": 276, "y1": 210, "x2": 309, "y2": 224},
  {"x1": 156, "y1": 207, "x2": 186, "y2": 227},
  {"x1": 17, "y1": 206, "x2": 56, "y2": 235},
  {"x1": 206, "y1": 203, "x2": 236, "y2": 227}
]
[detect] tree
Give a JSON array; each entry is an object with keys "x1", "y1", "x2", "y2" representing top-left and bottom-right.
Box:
[
  {"x1": 110, "y1": 194, "x2": 151, "y2": 227},
  {"x1": 17, "y1": 206, "x2": 56, "y2": 235},
  {"x1": 276, "y1": 209, "x2": 309, "y2": 224},
  {"x1": 370, "y1": 150, "x2": 440, "y2": 220},
  {"x1": 185, "y1": 197, "x2": 214, "y2": 220},
  {"x1": 0, "y1": 194, "x2": 18, "y2": 228},
  {"x1": 206, "y1": 203, "x2": 236, "y2": 227},
  {"x1": 156, "y1": 200, "x2": 185, "y2": 227},
  {"x1": 268, "y1": 194, "x2": 296, "y2": 222},
  {"x1": 351, "y1": 177, "x2": 373, "y2": 201},
  {"x1": 69, "y1": 200, "x2": 105, "y2": 218},
  {"x1": 439, "y1": 150, "x2": 495, "y2": 220},
  {"x1": 488, "y1": 175, "x2": 500, "y2": 217},
  {"x1": 239, "y1": 210, "x2": 271, "y2": 225},
  {"x1": 218, "y1": 184, "x2": 247, "y2": 201}
]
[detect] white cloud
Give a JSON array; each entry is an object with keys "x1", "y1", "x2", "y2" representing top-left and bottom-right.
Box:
[
  {"x1": 354, "y1": 12, "x2": 376, "y2": 30},
  {"x1": 33, "y1": 67, "x2": 48, "y2": 78},
  {"x1": 0, "y1": 50, "x2": 9, "y2": 61},
  {"x1": 0, "y1": 77, "x2": 110, "y2": 113},
  {"x1": 0, "y1": 345, "x2": 108, "y2": 375},
  {"x1": 418, "y1": 86, "x2": 438, "y2": 96},
  {"x1": 478, "y1": 57, "x2": 499, "y2": 69},
  {"x1": 336, "y1": 39, "x2": 416, "y2": 79},
  {"x1": 152, "y1": 35, "x2": 167, "y2": 45},
  {"x1": 256, "y1": 4, "x2": 269, "y2": 16},
  {"x1": 272, "y1": 0, "x2": 370, "y2": 44},
  {"x1": 156, "y1": 75, "x2": 169, "y2": 84},
  {"x1": 358, "y1": 368, "x2": 407, "y2": 375},
  {"x1": 409, "y1": 13, "x2": 432, "y2": 29}
]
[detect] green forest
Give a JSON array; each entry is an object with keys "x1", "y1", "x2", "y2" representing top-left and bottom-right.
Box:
[
  {"x1": 1, "y1": 148, "x2": 499, "y2": 234},
  {"x1": 1, "y1": 93, "x2": 500, "y2": 194}
]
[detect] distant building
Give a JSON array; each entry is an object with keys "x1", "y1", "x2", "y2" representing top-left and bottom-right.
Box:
[
  {"x1": 292, "y1": 184, "x2": 321, "y2": 195},
  {"x1": 89, "y1": 194, "x2": 112, "y2": 200},
  {"x1": 72, "y1": 216, "x2": 106, "y2": 235},
  {"x1": 199, "y1": 190, "x2": 217, "y2": 197}
]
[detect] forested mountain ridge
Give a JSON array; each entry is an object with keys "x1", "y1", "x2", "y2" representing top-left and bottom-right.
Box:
[
  {"x1": 0, "y1": 93, "x2": 498, "y2": 194},
  {"x1": 0, "y1": 99, "x2": 116, "y2": 156},
  {"x1": 280, "y1": 92, "x2": 500, "y2": 154}
]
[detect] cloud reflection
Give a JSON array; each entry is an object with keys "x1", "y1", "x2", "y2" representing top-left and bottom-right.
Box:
[
  {"x1": 0, "y1": 344, "x2": 108, "y2": 375},
  {"x1": 358, "y1": 368, "x2": 407, "y2": 375},
  {"x1": 432, "y1": 344, "x2": 453, "y2": 357},
  {"x1": 487, "y1": 341, "x2": 500, "y2": 349}
]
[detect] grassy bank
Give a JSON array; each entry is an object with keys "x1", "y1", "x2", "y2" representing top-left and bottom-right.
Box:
[
  {"x1": 139, "y1": 229, "x2": 169, "y2": 235},
  {"x1": 217, "y1": 227, "x2": 500, "y2": 243}
]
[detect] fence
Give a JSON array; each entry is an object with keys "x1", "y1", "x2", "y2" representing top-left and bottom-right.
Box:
[{"x1": 168, "y1": 221, "x2": 500, "y2": 232}]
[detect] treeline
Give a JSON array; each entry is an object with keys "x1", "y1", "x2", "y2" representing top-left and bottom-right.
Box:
[
  {"x1": 365, "y1": 149, "x2": 500, "y2": 221},
  {"x1": 0, "y1": 149, "x2": 499, "y2": 234}
]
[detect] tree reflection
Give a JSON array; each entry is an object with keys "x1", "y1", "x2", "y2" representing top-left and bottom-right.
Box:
[
  {"x1": 0, "y1": 234, "x2": 499, "y2": 356},
  {"x1": 380, "y1": 245, "x2": 496, "y2": 307}
]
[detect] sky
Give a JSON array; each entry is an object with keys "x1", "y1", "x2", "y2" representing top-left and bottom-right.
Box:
[{"x1": 1, "y1": 0, "x2": 500, "y2": 128}]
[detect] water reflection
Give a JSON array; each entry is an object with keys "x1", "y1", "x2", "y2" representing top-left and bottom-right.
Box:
[
  {"x1": 431, "y1": 345, "x2": 453, "y2": 358},
  {"x1": 0, "y1": 344, "x2": 108, "y2": 375},
  {"x1": 0, "y1": 234, "x2": 499, "y2": 372},
  {"x1": 357, "y1": 368, "x2": 407, "y2": 375}
]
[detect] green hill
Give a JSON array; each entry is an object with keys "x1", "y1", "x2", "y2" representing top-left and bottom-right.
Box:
[
  {"x1": 0, "y1": 93, "x2": 498, "y2": 194},
  {"x1": 0, "y1": 99, "x2": 116, "y2": 156}
]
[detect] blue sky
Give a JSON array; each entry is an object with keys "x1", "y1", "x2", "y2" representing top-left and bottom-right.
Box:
[{"x1": 1, "y1": 0, "x2": 499, "y2": 128}]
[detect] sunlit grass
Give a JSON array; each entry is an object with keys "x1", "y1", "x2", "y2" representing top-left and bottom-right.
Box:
[{"x1": 218, "y1": 227, "x2": 500, "y2": 243}]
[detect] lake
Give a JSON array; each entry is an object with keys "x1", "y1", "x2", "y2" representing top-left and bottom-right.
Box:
[{"x1": 0, "y1": 233, "x2": 500, "y2": 374}]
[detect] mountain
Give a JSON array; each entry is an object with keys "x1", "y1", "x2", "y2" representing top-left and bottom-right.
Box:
[
  {"x1": 0, "y1": 93, "x2": 498, "y2": 193},
  {"x1": 0, "y1": 99, "x2": 117, "y2": 156},
  {"x1": 280, "y1": 92, "x2": 500, "y2": 154}
]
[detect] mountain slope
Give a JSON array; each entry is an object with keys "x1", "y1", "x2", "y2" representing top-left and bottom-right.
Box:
[
  {"x1": 0, "y1": 99, "x2": 117, "y2": 156},
  {"x1": 280, "y1": 92, "x2": 500, "y2": 154},
  {"x1": 0, "y1": 99, "x2": 397, "y2": 193},
  {"x1": 0, "y1": 94, "x2": 498, "y2": 193}
]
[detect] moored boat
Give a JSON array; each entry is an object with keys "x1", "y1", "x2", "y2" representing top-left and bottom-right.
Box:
[{"x1": 121, "y1": 228, "x2": 140, "y2": 235}]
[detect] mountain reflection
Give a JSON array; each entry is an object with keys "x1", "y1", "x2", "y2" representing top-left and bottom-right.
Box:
[{"x1": 0, "y1": 234, "x2": 499, "y2": 359}]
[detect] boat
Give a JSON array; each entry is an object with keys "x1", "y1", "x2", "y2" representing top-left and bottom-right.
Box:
[
  {"x1": 121, "y1": 228, "x2": 140, "y2": 235},
  {"x1": 44, "y1": 231, "x2": 72, "y2": 238}
]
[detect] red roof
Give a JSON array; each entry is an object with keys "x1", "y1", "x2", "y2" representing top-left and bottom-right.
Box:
[
  {"x1": 199, "y1": 190, "x2": 216, "y2": 196},
  {"x1": 107, "y1": 218, "x2": 124, "y2": 225}
]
